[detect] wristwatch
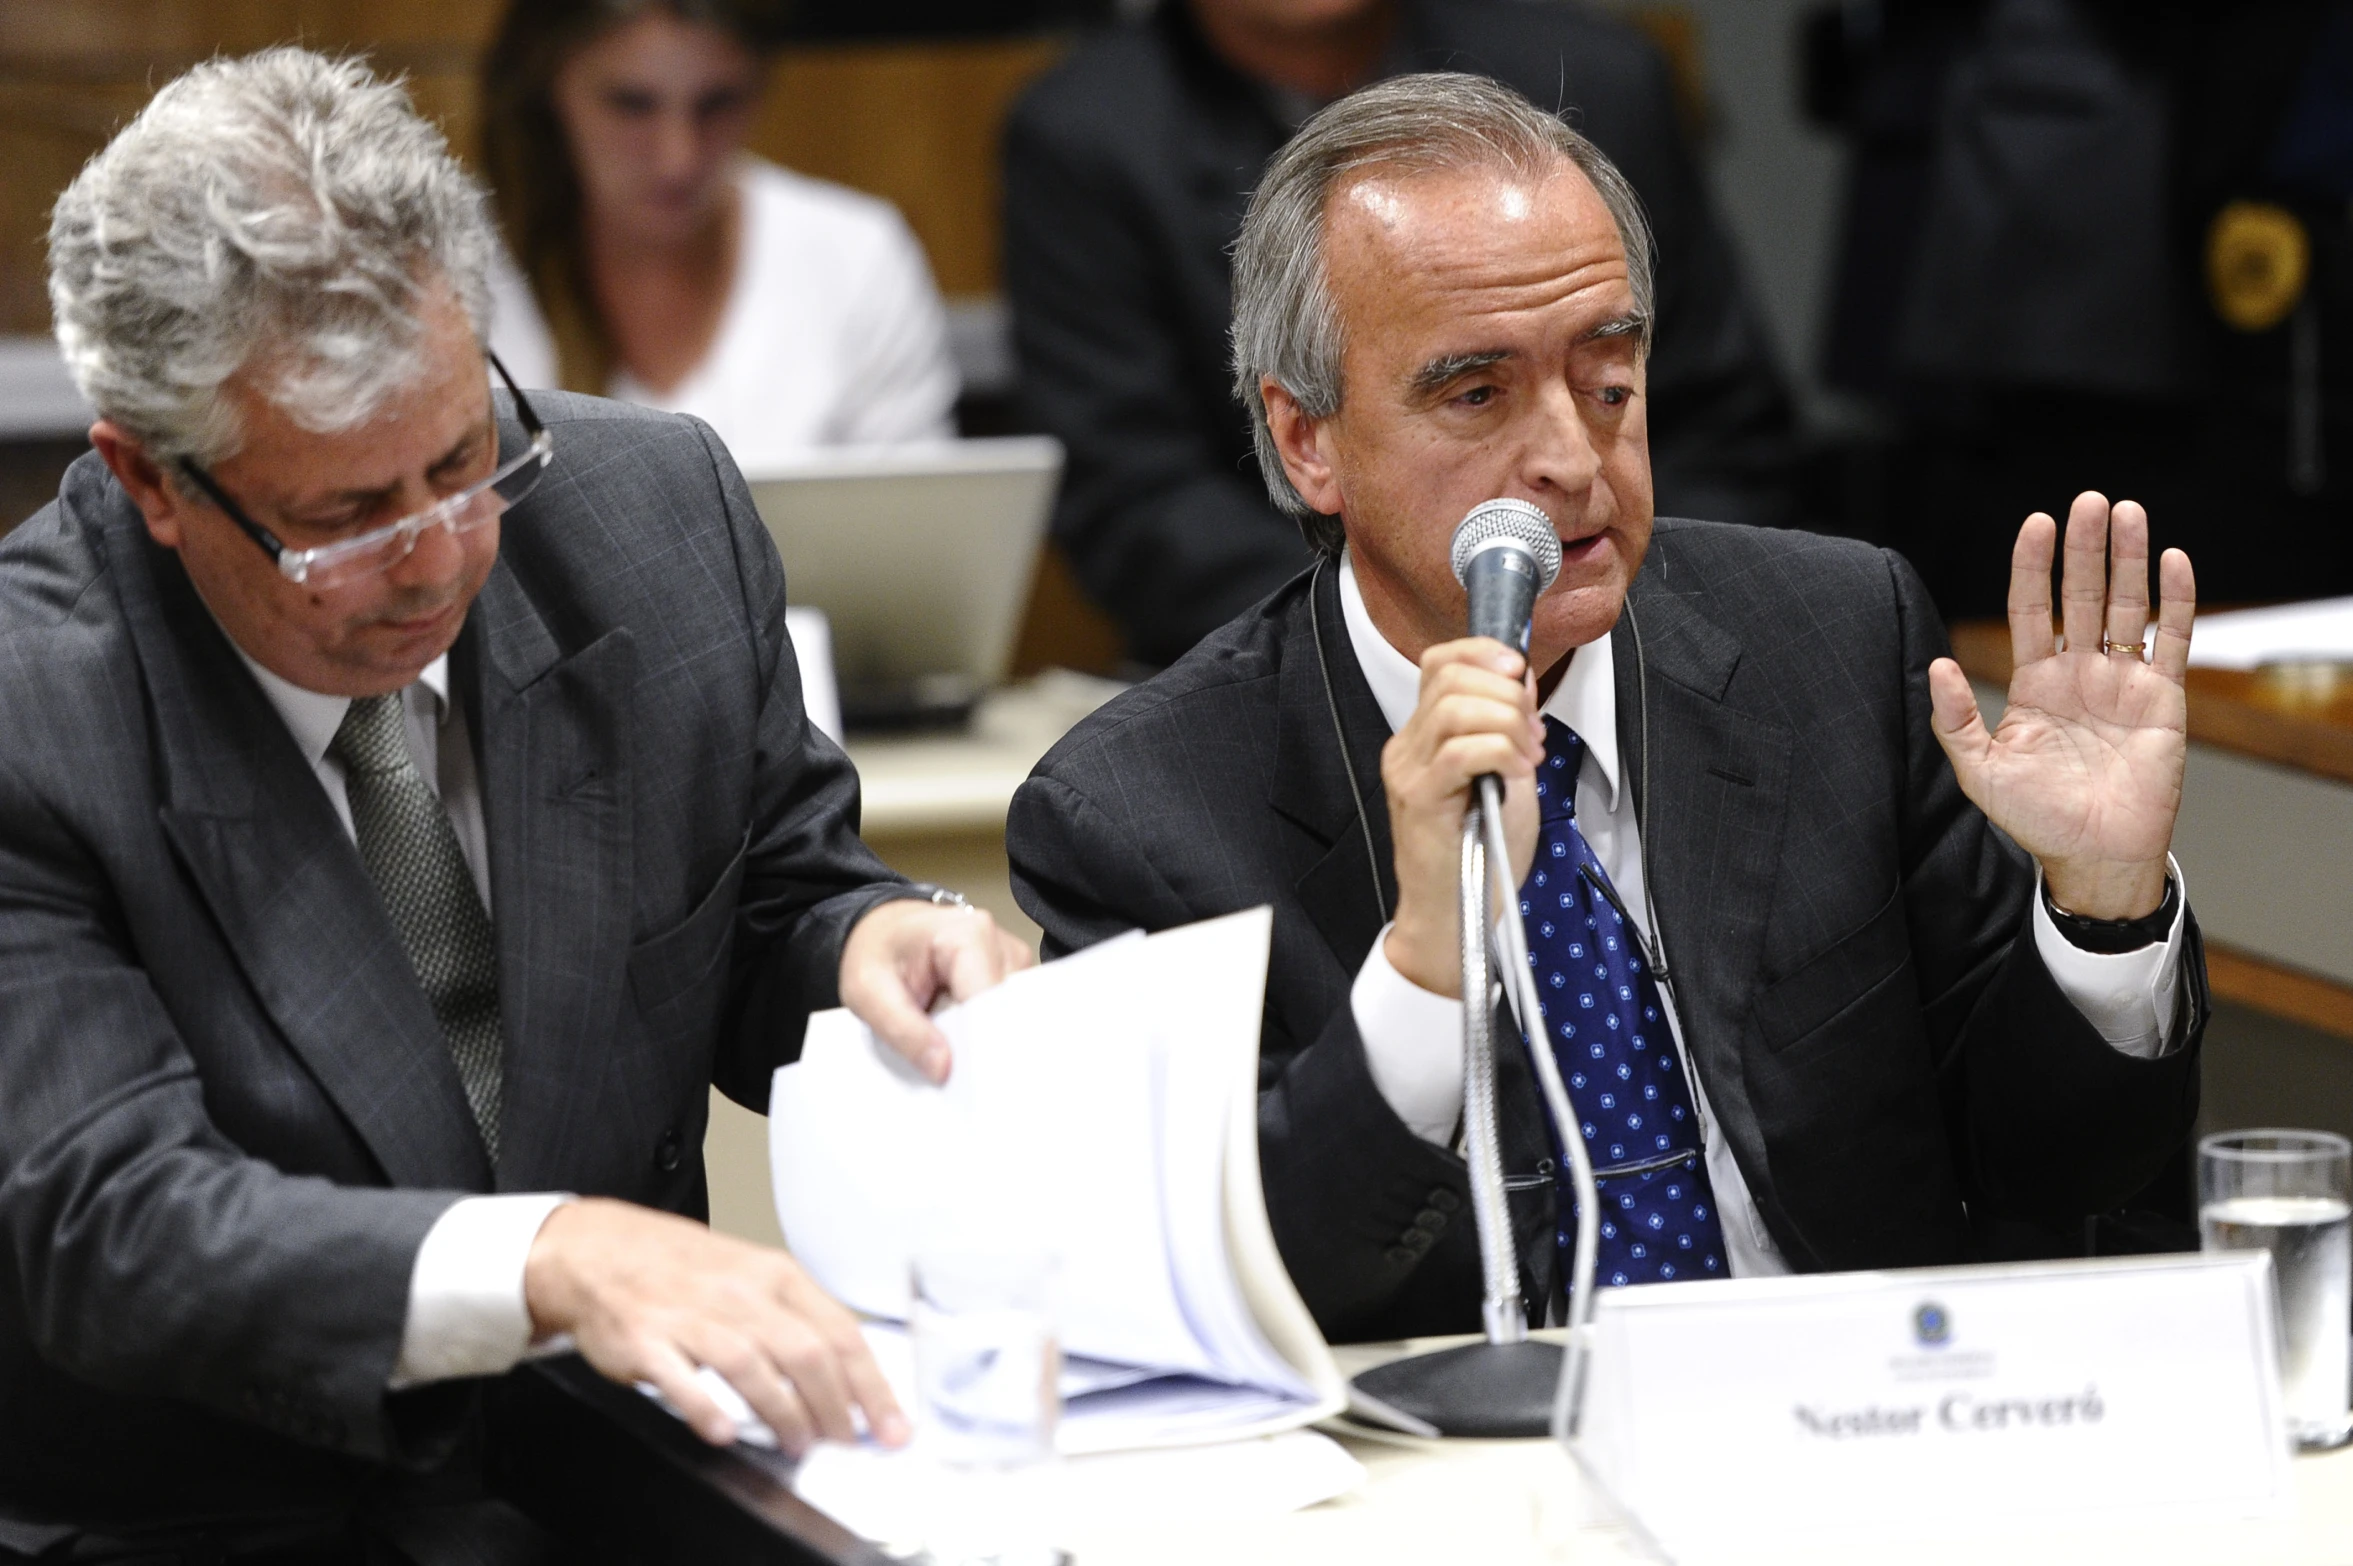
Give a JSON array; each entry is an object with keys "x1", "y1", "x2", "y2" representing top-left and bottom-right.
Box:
[
  {"x1": 905, "y1": 881, "x2": 973, "y2": 911},
  {"x1": 2041, "y1": 875, "x2": 2179, "y2": 955}
]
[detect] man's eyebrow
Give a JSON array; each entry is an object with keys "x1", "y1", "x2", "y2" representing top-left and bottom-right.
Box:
[
  {"x1": 297, "y1": 424, "x2": 483, "y2": 515},
  {"x1": 1408, "y1": 350, "x2": 1511, "y2": 396},
  {"x1": 1584, "y1": 313, "x2": 1652, "y2": 345}
]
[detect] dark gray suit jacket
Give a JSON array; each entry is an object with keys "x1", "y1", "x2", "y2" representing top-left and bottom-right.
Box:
[
  {"x1": 0, "y1": 395, "x2": 906, "y2": 1531},
  {"x1": 1004, "y1": 0, "x2": 1797, "y2": 665},
  {"x1": 1008, "y1": 521, "x2": 2208, "y2": 1343}
]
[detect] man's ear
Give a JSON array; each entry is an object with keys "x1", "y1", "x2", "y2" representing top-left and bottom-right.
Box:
[
  {"x1": 1261, "y1": 378, "x2": 1345, "y2": 517},
  {"x1": 88, "y1": 420, "x2": 189, "y2": 550}
]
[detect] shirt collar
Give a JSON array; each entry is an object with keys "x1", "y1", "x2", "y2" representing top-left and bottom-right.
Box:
[
  {"x1": 1336, "y1": 550, "x2": 1621, "y2": 813},
  {"x1": 230, "y1": 643, "x2": 451, "y2": 770}
]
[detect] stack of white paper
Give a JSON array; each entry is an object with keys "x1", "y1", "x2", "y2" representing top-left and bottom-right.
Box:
[{"x1": 767, "y1": 907, "x2": 1348, "y2": 1452}]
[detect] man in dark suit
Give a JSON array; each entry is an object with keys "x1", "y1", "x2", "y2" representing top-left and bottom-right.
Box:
[
  {"x1": 1008, "y1": 73, "x2": 2206, "y2": 1343},
  {"x1": 1004, "y1": 0, "x2": 1796, "y2": 667},
  {"x1": 1, "y1": 51, "x2": 1027, "y2": 1556}
]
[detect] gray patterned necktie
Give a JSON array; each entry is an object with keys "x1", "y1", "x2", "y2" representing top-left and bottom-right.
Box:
[{"x1": 329, "y1": 692, "x2": 505, "y2": 1160}]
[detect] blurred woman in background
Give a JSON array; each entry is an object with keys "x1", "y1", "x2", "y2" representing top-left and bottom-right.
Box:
[{"x1": 479, "y1": 0, "x2": 959, "y2": 471}]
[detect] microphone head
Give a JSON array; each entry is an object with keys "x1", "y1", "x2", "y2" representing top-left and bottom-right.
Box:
[{"x1": 1449, "y1": 499, "x2": 1563, "y2": 592}]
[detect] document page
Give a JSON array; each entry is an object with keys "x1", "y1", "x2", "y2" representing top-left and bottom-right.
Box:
[{"x1": 769, "y1": 908, "x2": 1312, "y2": 1413}]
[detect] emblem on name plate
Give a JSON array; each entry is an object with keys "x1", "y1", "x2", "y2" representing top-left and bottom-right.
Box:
[{"x1": 1913, "y1": 1302, "x2": 1951, "y2": 1348}]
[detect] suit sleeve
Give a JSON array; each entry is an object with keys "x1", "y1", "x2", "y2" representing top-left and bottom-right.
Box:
[
  {"x1": 1888, "y1": 550, "x2": 2206, "y2": 1218},
  {"x1": 690, "y1": 416, "x2": 917, "y2": 1108},
  {"x1": 1007, "y1": 769, "x2": 1498, "y2": 1340},
  {"x1": 0, "y1": 751, "x2": 459, "y2": 1462},
  {"x1": 1002, "y1": 100, "x2": 1314, "y2": 666}
]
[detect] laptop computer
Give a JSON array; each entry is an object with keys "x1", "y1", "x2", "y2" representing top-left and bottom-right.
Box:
[{"x1": 747, "y1": 436, "x2": 1062, "y2": 729}]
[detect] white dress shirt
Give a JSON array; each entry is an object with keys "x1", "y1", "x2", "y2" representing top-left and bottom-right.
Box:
[
  {"x1": 234, "y1": 648, "x2": 570, "y2": 1386},
  {"x1": 488, "y1": 156, "x2": 959, "y2": 471},
  {"x1": 1334, "y1": 554, "x2": 2188, "y2": 1278}
]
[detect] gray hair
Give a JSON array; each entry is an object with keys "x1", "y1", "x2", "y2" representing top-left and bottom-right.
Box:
[
  {"x1": 48, "y1": 47, "x2": 498, "y2": 467},
  {"x1": 1230, "y1": 72, "x2": 1657, "y2": 553}
]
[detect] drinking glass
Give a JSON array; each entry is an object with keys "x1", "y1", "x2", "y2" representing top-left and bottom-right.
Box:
[
  {"x1": 2199, "y1": 1129, "x2": 2353, "y2": 1450},
  {"x1": 908, "y1": 1250, "x2": 1066, "y2": 1565}
]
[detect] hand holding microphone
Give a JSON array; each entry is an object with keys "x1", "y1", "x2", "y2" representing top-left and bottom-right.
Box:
[{"x1": 1377, "y1": 501, "x2": 1564, "y2": 998}]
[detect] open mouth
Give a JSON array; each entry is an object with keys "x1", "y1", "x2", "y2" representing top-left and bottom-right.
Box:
[{"x1": 1557, "y1": 531, "x2": 1612, "y2": 571}]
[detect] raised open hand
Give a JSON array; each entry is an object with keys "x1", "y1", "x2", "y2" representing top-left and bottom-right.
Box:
[{"x1": 1926, "y1": 492, "x2": 2194, "y2": 921}]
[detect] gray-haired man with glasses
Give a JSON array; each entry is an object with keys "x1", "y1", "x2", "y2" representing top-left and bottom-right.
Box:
[{"x1": 0, "y1": 49, "x2": 1028, "y2": 1559}]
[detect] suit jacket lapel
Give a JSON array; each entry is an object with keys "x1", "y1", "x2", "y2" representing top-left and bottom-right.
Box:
[
  {"x1": 1613, "y1": 550, "x2": 1794, "y2": 1217},
  {"x1": 111, "y1": 522, "x2": 493, "y2": 1191},
  {"x1": 460, "y1": 560, "x2": 636, "y2": 1194},
  {"x1": 1270, "y1": 565, "x2": 1396, "y2": 976}
]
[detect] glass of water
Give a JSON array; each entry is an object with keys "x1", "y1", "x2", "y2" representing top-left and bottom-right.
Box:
[
  {"x1": 2199, "y1": 1129, "x2": 2353, "y2": 1450},
  {"x1": 909, "y1": 1250, "x2": 1066, "y2": 1566}
]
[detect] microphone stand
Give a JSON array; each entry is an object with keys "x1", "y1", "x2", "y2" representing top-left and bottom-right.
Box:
[{"x1": 1348, "y1": 777, "x2": 1601, "y2": 1439}]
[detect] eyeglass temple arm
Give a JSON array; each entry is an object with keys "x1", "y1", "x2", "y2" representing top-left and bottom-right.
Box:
[{"x1": 174, "y1": 458, "x2": 286, "y2": 560}]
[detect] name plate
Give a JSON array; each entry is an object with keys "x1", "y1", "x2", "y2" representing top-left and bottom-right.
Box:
[{"x1": 1573, "y1": 1252, "x2": 2291, "y2": 1561}]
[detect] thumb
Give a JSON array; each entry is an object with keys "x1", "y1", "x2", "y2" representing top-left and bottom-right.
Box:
[
  {"x1": 845, "y1": 948, "x2": 951, "y2": 1084},
  {"x1": 1926, "y1": 657, "x2": 1993, "y2": 792}
]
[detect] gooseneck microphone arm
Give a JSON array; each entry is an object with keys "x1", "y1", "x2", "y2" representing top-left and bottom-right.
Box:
[
  {"x1": 1483, "y1": 795, "x2": 1602, "y2": 1438},
  {"x1": 1456, "y1": 812, "x2": 1525, "y2": 1344},
  {"x1": 1348, "y1": 498, "x2": 1598, "y2": 1440},
  {"x1": 1459, "y1": 501, "x2": 1602, "y2": 1426}
]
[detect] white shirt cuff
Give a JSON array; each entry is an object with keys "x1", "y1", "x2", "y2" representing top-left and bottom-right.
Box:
[
  {"x1": 390, "y1": 1192, "x2": 575, "y2": 1388},
  {"x1": 1352, "y1": 923, "x2": 1469, "y2": 1146},
  {"x1": 2031, "y1": 855, "x2": 2189, "y2": 1061}
]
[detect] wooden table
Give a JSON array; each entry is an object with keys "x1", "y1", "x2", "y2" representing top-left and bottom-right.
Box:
[{"x1": 1949, "y1": 622, "x2": 2353, "y2": 1039}]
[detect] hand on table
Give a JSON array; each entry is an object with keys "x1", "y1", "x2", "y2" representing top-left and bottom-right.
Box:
[
  {"x1": 1381, "y1": 637, "x2": 1546, "y2": 997},
  {"x1": 524, "y1": 1198, "x2": 905, "y2": 1453},
  {"x1": 839, "y1": 894, "x2": 1035, "y2": 1083},
  {"x1": 1927, "y1": 492, "x2": 2195, "y2": 920}
]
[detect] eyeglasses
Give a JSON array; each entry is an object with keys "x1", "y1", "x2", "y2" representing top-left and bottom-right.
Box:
[{"x1": 177, "y1": 352, "x2": 554, "y2": 591}]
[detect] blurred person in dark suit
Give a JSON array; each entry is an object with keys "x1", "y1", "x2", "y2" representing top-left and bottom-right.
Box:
[
  {"x1": 1813, "y1": 0, "x2": 2353, "y2": 616},
  {"x1": 1004, "y1": 0, "x2": 1797, "y2": 668}
]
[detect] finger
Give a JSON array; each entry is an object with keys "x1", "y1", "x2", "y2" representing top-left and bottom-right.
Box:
[
  {"x1": 1926, "y1": 658, "x2": 1992, "y2": 794},
  {"x1": 996, "y1": 929, "x2": 1038, "y2": 975},
  {"x1": 2059, "y1": 491, "x2": 2110, "y2": 655},
  {"x1": 854, "y1": 969, "x2": 950, "y2": 1084},
  {"x1": 1420, "y1": 636, "x2": 1526, "y2": 685},
  {"x1": 2104, "y1": 499, "x2": 2152, "y2": 654},
  {"x1": 767, "y1": 1265, "x2": 912, "y2": 1446},
  {"x1": 1430, "y1": 734, "x2": 1542, "y2": 794},
  {"x1": 828, "y1": 1324, "x2": 912, "y2": 1447},
  {"x1": 2007, "y1": 513, "x2": 2058, "y2": 666},
  {"x1": 937, "y1": 918, "x2": 1010, "y2": 1004},
  {"x1": 1416, "y1": 691, "x2": 1547, "y2": 753},
  {"x1": 2153, "y1": 546, "x2": 2197, "y2": 683},
  {"x1": 637, "y1": 1342, "x2": 742, "y2": 1446},
  {"x1": 1412, "y1": 660, "x2": 1534, "y2": 715},
  {"x1": 716, "y1": 1301, "x2": 853, "y2": 1448},
  {"x1": 724, "y1": 1350, "x2": 820, "y2": 1454}
]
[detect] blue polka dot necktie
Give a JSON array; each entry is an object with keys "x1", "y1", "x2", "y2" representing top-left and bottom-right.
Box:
[{"x1": 1522, "y1": 717, "x2": 1725, "y2": 1289}]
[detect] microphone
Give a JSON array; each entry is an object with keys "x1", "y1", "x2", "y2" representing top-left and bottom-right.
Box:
[
  {"x1": 1450, "y1": 499, "x2": 1563, "y2": 655},
  {"x1": 1350, "y1": 495, "x2": 1591, "y2": 1439}
]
